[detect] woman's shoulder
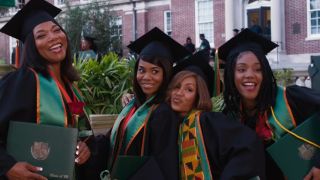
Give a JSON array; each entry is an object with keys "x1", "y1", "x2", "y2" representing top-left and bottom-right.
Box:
[
  {"x1": 150, "y1": 102, "x2": 178, "y2": 122},
  {"x1": 0, "y1": 67, "x2": 35, "y2": 88},
  {"x1": 153, "y1": 102, "x2": 174, "y2": 113}
]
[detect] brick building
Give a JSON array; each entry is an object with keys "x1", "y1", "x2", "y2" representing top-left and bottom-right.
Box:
[{"x1": 0, "y1": 0, "x2": 319, "y2": 70}]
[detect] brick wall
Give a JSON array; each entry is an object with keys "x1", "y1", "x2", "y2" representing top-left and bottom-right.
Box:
[
  {"x1": 137, "y1": 11, "x2": 148, "y2": 37},
  {"x1": 146, "y1": 5, "x2": 169, "y2": 34},
  {"x1": 214, "y1": 0, "x2": 225, "y2": 48},
  {"x1": 171, "y1": 0, "x2": 195, "y2": 46},
  {"x1": 123, "y1": 11, "x2": 133, "y2": 56},
  {"x1": 285, "y1": 0, "x2": 320, "y2": 54}
]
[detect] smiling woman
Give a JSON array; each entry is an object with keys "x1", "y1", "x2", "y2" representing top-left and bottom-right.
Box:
[
  {"x1": 166, "y1": 51, "x2": 265, "y2": 179},
  {"x1": 33, "y1": 21, "x2": 68, "y2": 64},
  {"x1": 0, "y1": 0, "x2": 103, "y2": 179},
  {"x1": 101, "y1": 27, "x2": 190, "y2": 179}
]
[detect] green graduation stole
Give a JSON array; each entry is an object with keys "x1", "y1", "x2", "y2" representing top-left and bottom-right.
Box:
[
  {"x1": 268, "y1": 86, "x2": 296, "y2": 141},
  {"x1": 29, "y1": 68, "x2": 92, "y2": 137},
  {"x1": 30, "y1": 68, "x2": 66, "y2": 127},
  {"x1": 109, "y1": 97, "x2": 155, "y2": 167},
  {"x1": 179, "y1": 110, "x2": 212, "y2": 180}
]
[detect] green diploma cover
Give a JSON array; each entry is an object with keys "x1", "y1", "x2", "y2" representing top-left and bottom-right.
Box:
[
  {"x1": 267, "y1": 113, "x2": 320, "y2": 180},
  {"x1": 6, "y1": 121, "x2": 78, "y2": 180}
]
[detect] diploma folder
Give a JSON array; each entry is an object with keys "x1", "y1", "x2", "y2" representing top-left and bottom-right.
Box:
[
  {"x1": 267, "y1": 113, "x2": 320, "y2": 180},
  {"x1": 6, "y1": 121, "x2": 78, "y2": 180}
]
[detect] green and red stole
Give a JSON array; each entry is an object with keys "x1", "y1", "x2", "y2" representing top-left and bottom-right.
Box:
[
  {"x1": 109, "y1": 97, "x2": 156, "y2": 169},
  {"x1": 268, "y1": 86, "x2": 296, "y2": 141},
  {"x1": 29, "y1": 68, "x2": 92, "y2": 137},
  {"x1": 179, "y1": 110, "x2": 212, "y2": 180}
]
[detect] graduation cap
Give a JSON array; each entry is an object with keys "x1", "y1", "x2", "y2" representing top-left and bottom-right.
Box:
[
  {"x1": 0, "y1": 0, "x2": 61, "y2": 42},
  {"x1": 127, "y1": 27, "x2": 190, "y2": 63},
  {"x1": 173, "y1": 50, "x2": 214, "y2": 97},
  {"x1": 218, "y1": 28, "x2": 278, "y2": 61}
]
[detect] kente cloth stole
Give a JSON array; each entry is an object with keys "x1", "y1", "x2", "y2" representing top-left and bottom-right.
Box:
[
  {"x1": 267, "y1": 86, "x2": 296, "y2": 141},
  {"x1": 109, "y1": 97, "x2": 155, "y2": 167},
  {"x1": 179, "y1": 111, "x2": 212, "y2": 180}
]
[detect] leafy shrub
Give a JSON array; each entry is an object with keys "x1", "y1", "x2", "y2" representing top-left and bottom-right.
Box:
[
  {"x1": 273, "y1": 68, "x2": 293, "y2": 86},
  {"x1": 74, "y1": 52, "x2": 134, "y2": 114},
  {"x1": 211, "y1": 94, "x2": 224, "y2": 112}
]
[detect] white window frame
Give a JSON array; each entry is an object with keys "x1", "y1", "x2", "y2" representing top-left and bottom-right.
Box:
[
  {"x1": 195, "y1": 0, "x2": 214, "y2": 47},
  {"x1": 110, "y1": 16, "x2": 123, "y2": 41},
  {"x1": 307, "y1": 0, "x2": 320, "y2": 40},
  {"x1": 164, "y1": 11, "x2": 172, "y2": 36}
]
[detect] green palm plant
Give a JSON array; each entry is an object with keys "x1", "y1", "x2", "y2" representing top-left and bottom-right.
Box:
[{"x1": 74, "y1": 52, "x2": 134, "y2": 114}]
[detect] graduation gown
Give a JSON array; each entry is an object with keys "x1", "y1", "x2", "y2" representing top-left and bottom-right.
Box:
[
  {"x1": 286, "y1": 85, "x2": 320, "y2": 125},
  {"x1": 110, "y1": 102, "x2": 180, "y2": 179},
  {"x1": 0, "y1": 68, "x2": 101, "y2": 180},
  {"x1": 197, "y1": 112, "x2": 265, "y2": 180},
  {"x1": 234, "y1": 85, "x2": 320, "y2": 180}
]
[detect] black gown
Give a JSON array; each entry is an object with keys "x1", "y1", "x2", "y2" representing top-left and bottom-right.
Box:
[
  {"x1": 0, "y1": 68, "x2": 103, "y2": 180},
  {"x1": 197, "y1": 112, "x2": 266, "y2": 180},
  {"x1": 233, "y1": 85, "x2": 320, "y2": 180},
  {"x1": 109, "y1": 102, "x2": 180, "y2": 180}
]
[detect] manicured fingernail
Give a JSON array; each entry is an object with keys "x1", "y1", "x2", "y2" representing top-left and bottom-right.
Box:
[
  {"x1": 75, "y1": 158, "x2": 79, "y2": 163},
  {"x1": 77, "y1": 145, "x2": 79, "y2": 149},
  {"x1": 76, "y1": 151, "x2": 79, "y2": 155},
  {"x1": 38, "y1": 167, "x2": 43, "y2": 171}
]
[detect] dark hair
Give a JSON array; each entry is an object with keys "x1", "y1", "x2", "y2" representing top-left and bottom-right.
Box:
[
  {"x1": 166, "y1": 70, "x2": 212, "y2": 112},
  {"x1": 133, "y1": 56, "x2": 173, "y2": 107},
  {"x1": 83, "y1": 36, "x2": 97, "y2": 52},
  {"x1": 21, "y1": 20, "x2": 80, "y2": 82},
  {"x1": 223, "y1": 48, "x2": 277, "y2": 117}
]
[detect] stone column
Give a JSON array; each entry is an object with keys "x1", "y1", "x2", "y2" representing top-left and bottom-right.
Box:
[
  {"x1": 225, "y1": 0, "x2": 234, "y2": 41},
  {"x1": 271, "y1": 0, "x2": 282, "y2": 49}
]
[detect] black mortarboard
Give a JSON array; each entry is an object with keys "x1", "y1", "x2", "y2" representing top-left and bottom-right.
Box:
[
  {"x1": 0, "y1": 0, "x2": 61, "y2": 42},
  {"x1": 127, "y1": 27, "x2": 190, "y2": 63},
  {"x1": 218, "y1": 28, "x2": 278, "y2": 61},
  {"x1": 173, "y1": 50, "x2": 214, "y2": 97}
]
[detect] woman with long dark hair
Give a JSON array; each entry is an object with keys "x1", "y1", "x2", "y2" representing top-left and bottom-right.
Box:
[
  {"x1": 104, "y1": 27, "x2": 190, "y2": 179},
  {"x1": 220, "y1": 29, "x2": 320, "y2": 179},
  {"x1": 0, "y1": 0, "x2": 100, "y2": 179}
]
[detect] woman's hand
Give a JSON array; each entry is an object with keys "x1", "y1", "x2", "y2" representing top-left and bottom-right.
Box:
[
  {"x1": 75, "y1": 141, "x2": 91, "y2": 165},
  {"x1": 121, "y1": 93, "x2": 134, "y2": 107},
  {"x1": 304, "y1": 167, "x2": 320, "y2": 180},
  {"x1": 6, "y1": 162, "x2": 47, "y2": 180}
]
